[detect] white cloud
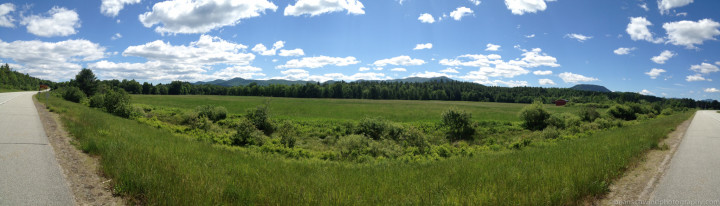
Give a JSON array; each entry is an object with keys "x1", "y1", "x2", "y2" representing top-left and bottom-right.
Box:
[
  {"x1": 413, "y1": 43, "x2": 432, "y2": 50},
  {"x1": 0, "y1": 3, "x2": 15, "y2": 28},
  {"x1": 538, "y1": 78, "x2": 555, "y2": 85},
  {"x1": 391, "y1": 68, "x2": 406, "y2": 72},
  {"x1": 626, "y1": 17, "x2": 664, "y2": 43},
  {"x1": 690, "y1": 62, "x2": 719, "y2": 74},
  {"x1": 439, "y1": 54, "x2": 500, "y2": 67},
  {"x1": 640, "y1": 89, "x2": 655, "y2": 95},
  {"x1": 485, "y1": 43, "x2": 501, "y2": 51},
  {"x1": 685, "y1": 74, "x2": 710, "y2": 82},
  {"x1": 663, "y1": 19, "x2": 720, "y2": 49},
  {"x1": 440, "y1": 48, "x2": 558, "y2": 80},
  {"x1": 358, "y1": 67, "x2": 370, "y2": 71},
  {"x1": 418, "y1": 13, "x2": 435, "y2": 23},
  {"x1": 101, "y1": 0, "x2": 141, "y2": 17},
  {"x1": 440, "y1": 68, "x2": 460, "y2": 73},
  {"x1": 111, "y1": 33, "x2": 123, "y2": 40},
  {"x1": 639, "y1": 3, "x2": 649, "y2": 11},
  {"x1": 469, "y1": 0, "x2": 481, "y2": 6},
  {"x1": 658, "y1": 0, "x2": 693, "y2": 15},
  {"x1": 373, "y1": 56, "x2": 426, "y2": 67},
  {"x1": 676, "y1": 12, "x2": 687, "y2": 17},
  {"x1": 504, "y1": 0, "x2": 553, "y2": 15},
  {"x1": 533, "y1": 70, "x2": 552, "y2": 75},
  {"x1": 278, "y1": 48, "x2": 305, "y2": 57},
  {"x1": 651, "y1": 50, "x2": 676, "y2": 64},
  {"x1": 565, "y1": 33, "x2": 593, "y2": 42},
  {"x1": 21, "y1": 7, "x2": 80, "y2": 37},
  {"x1": 558, "y1": 72, "x2": 598, "y2": 83},
  {"x1": 705, "y1": 88, "x2": 720, "y2": 93},
  {"x1": 410, "y1": 71, "x2": 454, "y2": 78},
  {"x1": 614, "y1": 47, "x2": 636, "y2": 55},
  {"x1": 284, "y1": 0, "x2": 364, "y2": 16},
  {"x1": 277, "y1": 56, "x2": 360, "y2": 69},
  {"x1": 277, "y1": 69, "x2": 388, "y2": 82},
  {"x1": 449, "y1": 7, "x2": 473, "y2": 21},
  {"x1": 645, "y1": 68, "x2": 666, "y2": 79},
  {"x1": 0, "y1": 39, "x2": 106, "y2": 81},
  {"x1": 525, "y1": 34, "x2": 535, "y2": 38},
  {"x1": 124, "y1": 35, "x2": 254, "y2": 66},
  {"x1": 510, "y1": 48, "x2": 560, "y2": 68},
  {"x1": 716, "y1": 61, "x2": 720, "y2": 66},
  {"x1": 139, "y1": 0, "x2": 277, "y2": 34},
  {"x1": 208, "y1": 66, "x2": 265, "y2": 80},
  {"x1": 252, "y1": 41, "x2": 284, "y2": 56}
]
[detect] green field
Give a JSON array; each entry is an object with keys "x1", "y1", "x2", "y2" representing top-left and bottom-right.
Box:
[
  {"x1": 132, "y1": 95, "x2": 581, "y2": 123},
  {"x1": 40, "y1": 94, "x2": 693, "y2": 205}
]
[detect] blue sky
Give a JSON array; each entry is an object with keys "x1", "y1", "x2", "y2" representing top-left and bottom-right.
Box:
[{"x1": 0, "y1": 0, "x2": 718, "y2": 100}]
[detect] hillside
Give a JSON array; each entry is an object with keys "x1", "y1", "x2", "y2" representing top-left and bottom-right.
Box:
[{"x1": 571, "y1": 84, "x2": 611, "y2": 93}]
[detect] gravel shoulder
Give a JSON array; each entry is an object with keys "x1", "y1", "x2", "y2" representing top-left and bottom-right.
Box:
[
  {"x1": 594, "y1": 113, "x2": 693, "y2": 205},
  {"x1": 33, "y1": 96, "x2": 124, "y2": 206}
]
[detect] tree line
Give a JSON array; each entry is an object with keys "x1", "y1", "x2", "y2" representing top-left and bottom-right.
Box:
[{"x1": 0, "y1": 64, "x2": 56, "y2": 90}]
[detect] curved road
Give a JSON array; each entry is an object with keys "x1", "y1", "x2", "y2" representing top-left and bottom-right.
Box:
[
  {"x1": 650, "y1": 110, "x2": 720, "y2": 205},
  {"x1": 0, "y1": 91, "x2": 74, "y2": 205}
]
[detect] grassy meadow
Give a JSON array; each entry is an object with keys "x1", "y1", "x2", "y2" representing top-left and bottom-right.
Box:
[{"x1": 40, "y1": 94, "x2": 693, "y2": 205}]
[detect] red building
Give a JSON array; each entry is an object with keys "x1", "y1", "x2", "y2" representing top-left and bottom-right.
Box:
[{"x1": 554, "y1": 99, "x2": 568, "y2": 106}]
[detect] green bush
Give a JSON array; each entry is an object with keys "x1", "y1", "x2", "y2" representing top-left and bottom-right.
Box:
[
  {"x1": 369, "y1": 140, "x2": 403, "y2": 158},
  {"x1": 246, "y1": 106, "x2": 274, "y2": 135},
  {"x1": 62, "y1": 86, "x2": 86, "y2": 103},
  {"x1": 440, "y1": 108, "x2": 476, "y2": 141},
  {"x1": 336, "y1": 134, "x2": 370, "y2": 160},
  {"x1": 89, "y1": 94, "x2": 105, "y2": 108},
  {"x1": 546, "y1": 113, "x2": 581, "y2": 129},
  {"x1": 661, "y1": 108, "x2": 674, "y2": 115},
  {"x1": 356, "y1": 117, "x2": 390, "y2": 140},
  {"x1": 231, "y1": 119, "x2": 267, "y2": 146},
  {"x1": 400, "y1": 127, "x2": 430, "y2": 153},
  {"x1": 194, "y1": 105, "x2": 228, "y2": 122},
  {"x1": 277, "y1": 122, "x2": 297, "y2": 148},
  {"x1": 608, "y1": 104, "x2": 636, "y2": 120},
  {"x1": 102, "y1": 89, "x2": 133, "y2": 118},
  {"x1": 541, "y1": 126, "x2": 560, "y2": 139},
  {"x1": 578, "y1": 106, "x2": 600, "y2": 122},
  {"x1": 520, "y1": 101, "x2": 550, "y2": 131}
]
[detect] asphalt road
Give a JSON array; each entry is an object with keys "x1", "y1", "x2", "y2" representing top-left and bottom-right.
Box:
[
  {"x1": 0, "y1": 91, "x2": 74, "y2": 205},
  {"x1": 650, "y1": 110, "x2": 720, "y2": 205}
]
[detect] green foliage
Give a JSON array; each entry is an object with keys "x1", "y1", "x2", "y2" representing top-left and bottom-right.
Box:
[
  {"x1": 73, "y1": 68, "x2": 98, "y2": 96},
  {"x1": 336, "y1": 134, "x2": 370, "y2": 160},
  {"x1": 356, "y1": 117, "x2": 391, "y2": 140},
  {"x1": 661, "y1": 108, "x2": 674, "y2": 116},
  {"x1": 520, "y1": 101, "x2": 550, "y2": 131},
  {"x1": 399, "y1": 127, "x2": 430, "y2": 153},
  {"x1": 578, "y1": 106, "x2": 600, "y2": 122},
  {"x1": 608, "y1": 104, "x2": 636, "y2": 120},
  {"x1": 62, "y1": 86, "x2": 86, "y2": 103},
  {"x1": 194, "y1": 105, "x2": 227, "y2": 122},
  {"x1": 439, "y1": 108, "x2": 476, "y2": 141},
  {"x1": 546, "y1": 112, "x2": 582, "y2": 129},
  {"x1": 0, "y1": 63, "x2": 55, "y2": 91},
  {"x1": 89, "y1": 94, "x2": 105, "y2": 108},
  {"x1": 277, "y1": 122, "x2": 297, "y2": 148},
  {"x1": 231, "y1": 118, "x2": 267, "y2": 146},
  {"x1": 246, "y1": 105, "x2": 274, "y2": 135},
  {"x1": 541, "y1": 126, "x2": 560, "y2": 139},
  {"x1": 103, "y1": 89, "x2": 133, "y2": 118}
]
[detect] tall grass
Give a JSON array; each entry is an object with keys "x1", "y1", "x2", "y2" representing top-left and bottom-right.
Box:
[
  {"x1": 132, "y1": 95, "x2": 581, "y2": 123},
  {"x1": 0, "y1": 88, "x2": 21, "y2": 93},
  {"x1": 42, "y1": 95, "x2": 692, "y2": 205}
]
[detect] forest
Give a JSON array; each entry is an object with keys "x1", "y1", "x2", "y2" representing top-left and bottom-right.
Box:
[{"x1": 0, "y1": 64, "x2": 56, "y2": 91}]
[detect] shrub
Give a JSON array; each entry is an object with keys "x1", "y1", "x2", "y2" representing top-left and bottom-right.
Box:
[
  {"x1": 400, "y1": 127, "x2": 430, "y2": 153},
  {"x1": 356, "y1": 117, "x2": 390, "y2": 140},
  {"x1": 608, "y1": 104, "x2": 636, "y2": 120},
  {"x1": 336, "y1": 135, "x2": 370, "y2": 159},
  {"x1": 231, "y1": 119, "x2": 267, "y2": 146},
  {"x1": 277, "y1": 122, "x2": 297, "y2": 148},
  {"x1": 546, "y1": 113, "x2": 582, "y2": 129},
  {"x1": 661, "y1": 108, "x2": 674, "y2": 116},
  {"x1": 246, "y1": 106, "x2": 274, "y2": 135},
  {"x1": 520, "y1": 101, "x2": 550, "y2": 131},
  {"x1": 89, "y1": 94, "x2": 105, "y2": 108},
  {"x1": 62, "y1": 86, "x2": 86, "y2": 103},
  {"x1": 369, "y1": 140, "x2": 403, "y2": 158},
  {"x1": 578, "y1": 106, "x2": 600, "y2": 122},
  {"x1": 103, "y1": 89, "x2": 133, "y2": 118},
  {"x1": 440, "y1": 108, "x2": 476, "y2": 141},
  {"x1": 541, "y1": 126, "x2": 560, "y2": 139},
  {"x1": 195, "y1": 105, "x2": 228, "y2": 122}
]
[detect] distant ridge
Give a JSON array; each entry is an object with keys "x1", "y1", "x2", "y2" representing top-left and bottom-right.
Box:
[
  {"x1": 570, "y1": 84, "x2": 611, "y2": 93},
  {"x1": 194, "y1": 76, "x2": 456, "y2": 86}
]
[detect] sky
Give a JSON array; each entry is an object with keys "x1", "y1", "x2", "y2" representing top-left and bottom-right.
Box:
[{"x1": 0, "y1": 0, "x2": 718, "y2": 100}]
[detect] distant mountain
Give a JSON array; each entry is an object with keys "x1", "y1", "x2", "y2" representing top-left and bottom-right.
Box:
[
  {"x1": 570, "y1": 84, "x2": 611, "y2": 93},
  {"x1": 194, "y1": 76, "x2": 456, "y2": 87}
]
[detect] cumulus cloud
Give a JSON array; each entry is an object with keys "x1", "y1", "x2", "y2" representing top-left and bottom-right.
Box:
[
  {"x1": 0, "y1": 39, "x2": 106, "y2": 81},
  {"x1": 21, "y1": 7, "x2": 80, "y2": 37},
  {"x1": 504, "y1": 0, "x2": 554, "y2": 15},
  {"x1": 614, "y1": 47, "x2": 636, "y2": 55},
  {"x1": 418, "y1": 13, "x2": 435, "y2": 23},
  {"x1": 277, "y1": 56, "x2": 360, "y2": 69},
  {"x1": 101, "y1": 0, "x2": 141, "y2": 17},
  {"x1": 510, "y1": 48, "x2": 560, "y2": 68},
  {"x1": 278, "y1": 48, "x2": 305, "y2": 57},
  {"x1": 413, "y1": 43, "x2": 432, "y2": 50},
  {"x1": 690, "y1": 62, "x2": 719, "y2": 74},
  {"x1": 0, "y1": 3, "x2": 15, "y2": 27},
  {"x1": 124, "y1": 35, "x2": 254, "y2": 66},
  {"x1": 284, "y1": 0, "x2": 364, "y2": 16},
  {"x1": 277, "y1": 69, "x2": 388, "y2": 82},
  {"x1": 111, "y1": 33, "x2": 122, "y2": 40},
  {"x1": 651, "y1": 50, "x2": 676, "y2": 64},
  {"x1": 663, "y1": 19, "x2": 720, "y2": 49},
  {"x1": 645, "y1": 68, "x2": 666, "y2": 79},
  {"x1": 533, "y1": 70, "x2": 552, "y2": 75},
  {"x1": 469, "y1": 0, "x2": 481, "y2": 6},
  {"x1": 390, "y1": 68, "x2": 406, "y2": 72},
  {"x1": 558, "y1": 72, "x2": 598, "y2": 83},
  {"x1": 685, "y1": 74, "x2": 710, "y2": 82},
  {"x1": 485, "y1": 43, "x2": 501, "y2": 51},
  {"x1": 410, "y1": 71, "x2": 454, "y2": 78},
  {"x1": 139, "y1": 0, "x2": 277, "y2": 34},
  {"x1": 373, "y1": 56, "x2": 426, "y2": 67},
  {"x1": 658, "y1": 0, "x2": 693, "y2": 15},
  {"x1": 440, "y1": 68, "x2": 460, "y2": 73},
  {"x1": 705, "y1": 88, "x2": 720, "y2": 93},
  {"x1": 639, "y1": 2, "x2": 649, "y2": 11},
  {"x1": 538, "y1": 78, "x2": 555, "y2": 85},
  {"x1": 565, "y1": 33, "x2": 593, "y2": 42},
  {"x1": 626, "y1": 17, "x2": 664, "y2": 43},
  {"x1": 639, "y1": 89, "x2": 654, "y2": 95},
  {"x1": 449, "y1": 7, "x2": 473, "y2": 21},
  {"x1": 441, "y1": 48, "x2": 558, "y2": 82},
  {"x1": 252, "y1": 41, "x2": 284, "y2": 56}
]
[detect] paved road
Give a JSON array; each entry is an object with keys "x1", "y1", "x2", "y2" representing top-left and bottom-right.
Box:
[
  {"x1": 650, "y1": 110, "x2": 720, "y2": 205},
  {"x1": 0, "y1": 91, "x2": 74, "y2": 205}
]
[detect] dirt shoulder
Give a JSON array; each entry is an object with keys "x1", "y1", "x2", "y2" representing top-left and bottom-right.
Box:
[
  {"x1": 594, "y1": 115, "x2": 694, "y2": 205},
  {"x1": 33, "y1": 97, "x2": 124, "y2": 206}
]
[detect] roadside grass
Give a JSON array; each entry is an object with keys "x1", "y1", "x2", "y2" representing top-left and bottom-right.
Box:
[
  {"x1": 41, "y1": 95, "x2": 692, "y2": 205},
  {"x1": 0, "y1": 88, "x2": 21, "y2": 93},
  {"x1": 132, "y1": 95, "x2": 581, "y2": 123}
]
